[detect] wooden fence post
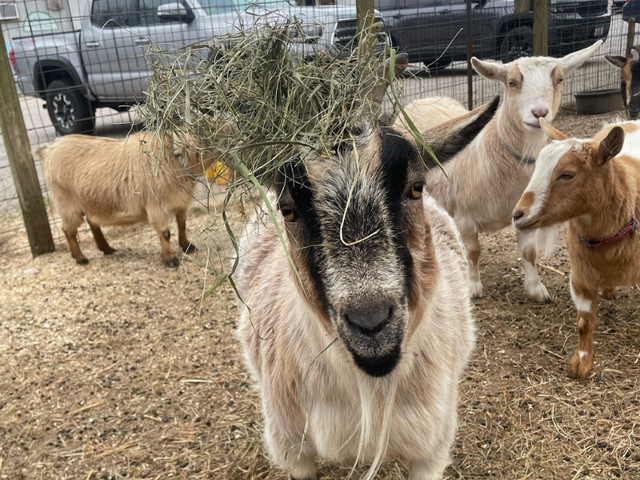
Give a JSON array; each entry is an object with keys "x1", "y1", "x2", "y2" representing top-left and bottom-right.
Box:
[
  {"x1": 466, "y1": 0, "x2": 473, "y2": 110},
  {"x1": 626, "y1": 18, "x2": 636, "y2": 57},
  {"x1": 356, "y1": 0, "x2": 375, "y2": 39},
  {"x1": 533, "y1": 0, "x2": 549, "y2": 56},
  {"x1": 0, "y1": 28, "x2": 55, "y2": 257}
]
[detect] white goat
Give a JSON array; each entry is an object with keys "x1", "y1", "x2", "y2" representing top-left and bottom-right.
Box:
[
  {"x1": 39, "y1": 132, "x2": 218, "y2": 267},
  {"x1": 235, "y1": 100, "x2": 500, "y2": 479},
  {"x1": 403, "y1": 41, "x2": 602, "y2": 302},
  {"x1": 395, "y1": 96, "x2": 468, "y2": 132}
]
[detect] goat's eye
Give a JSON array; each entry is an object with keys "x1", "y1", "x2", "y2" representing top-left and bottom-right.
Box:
[
  {"x1": 280, "y1": 204, "x2": 296, "y2": 222},
  {"x1": 557, "y1": 172, "x2": 575, "y2": 180},
  {"x1": 409, "y1": 182, "x2": 424, "y2": 200},
  {"x1": 557, "y1": 77, "x2": 564, "y2": 84},
  {"x1": 508, "y1": 80, "x2": 517, "y2": 88}
]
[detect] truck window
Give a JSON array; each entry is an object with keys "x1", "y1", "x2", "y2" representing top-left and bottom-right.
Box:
[
  {"x1": 139, "y1": 0, "x2": 186, "y2": 25},
  {"x1": 92, "y1": 0, "x2": 137, "y2": 27}
]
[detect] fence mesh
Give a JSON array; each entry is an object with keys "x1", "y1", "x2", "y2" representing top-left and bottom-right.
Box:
[{"x1": 0, "y1": 0, "x2": 634, "y2": 255}]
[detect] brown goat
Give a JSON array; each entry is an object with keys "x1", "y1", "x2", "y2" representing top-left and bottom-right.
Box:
[
  {"x1": 38, "y1": 132, "x2": 217, "y2": 267},
  {"x1": 605, "y1": 48, "x2": 640, "y2": 120},
  {"x1": 512, "y1": 119, "x2": 640, "y2": 378}
]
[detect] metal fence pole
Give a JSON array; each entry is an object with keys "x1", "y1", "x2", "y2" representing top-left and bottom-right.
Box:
[
  {"x1": 533, "y1": 0, "x2": 549, "y2": 56},
  {"x1": 0, "y1": 28, "x2": 55, "y2": 257},
  {"x1": 466, "y1": 0, "x2": 473, "y2": 110}
]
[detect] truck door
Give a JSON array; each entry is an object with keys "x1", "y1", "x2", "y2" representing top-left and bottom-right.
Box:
[{"x1": 81, "y1": 0, "x2": 201, "y2": 103}]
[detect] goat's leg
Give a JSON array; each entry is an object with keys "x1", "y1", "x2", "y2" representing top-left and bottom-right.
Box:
[
  {"x1": 176, "y1": 209, "x2": 196, "y2": 253},
  {"x1": 457, "y1": 222, "x2": 483, "y2": 298},
  {"x1": 602, "y1": 287, "x2": 618, "y2": 300},
  {"x1": 87, "y1": 220, "x2": 116, "y2": 255},
  {"x1": 61, "y1": 213, "x2": 88, "y2": 264},
  {"x1": 569, "y1": 279, "x2": 598, "y2": 379},
  {"x1": 149, "y1": 213, "x2": 179, "y2": 268},
  {"x1": 516, "y1": 229, "x2": 551, "y2": 303},
  {"x1": 264, "y1": 424, "x2": 317, "y2": 480}
]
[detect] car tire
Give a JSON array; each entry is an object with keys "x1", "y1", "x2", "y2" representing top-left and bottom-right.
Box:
[
  {"x1": 46, "y1": 80, "x2": 95, "y2": 135},
  {"x1": 500, "y1": 26, "x2": 534, "y2": 63}
]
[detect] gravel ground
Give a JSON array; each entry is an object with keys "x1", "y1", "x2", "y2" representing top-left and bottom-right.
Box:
[{"x1": 0, "y1": 109, "x2": 639, "y2": 480}]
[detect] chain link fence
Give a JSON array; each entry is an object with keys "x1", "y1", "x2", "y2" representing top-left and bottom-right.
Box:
[{"x1": 0, "y1": 0, "x2": 634, "y2": 254}]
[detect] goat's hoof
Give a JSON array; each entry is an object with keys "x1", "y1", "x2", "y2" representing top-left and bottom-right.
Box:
[
  {"x1": 182, "y1": 243, "x2": 197, "y2": 254},
  {"x1": 525, "y1": 283, "x2": 552, "y2": 303},
  {"x1": 602, "y1": 287, "x2": 618, "y2": 300},
  {"x1": 164, "y1": 257, "x2": 180, "y2": 268},
  {"x1": 469, "y1": 281, "x2": 483, "y2": 299},
  {"x1": 75, "y1": 257, "x2": 89, "y2": 265},
  {"x1": 569, "y1": 350, "x2": 594, "y2": 380},
  {"x1": 102, "y1": 247, "x2": 117, "y2": 255}
]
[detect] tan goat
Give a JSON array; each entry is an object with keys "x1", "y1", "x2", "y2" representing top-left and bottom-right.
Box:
[
  {"x1": 235, "y1": 98, "x2": 500, "y2": 479},
  {"x1": 513, "y1": 119, "x2": 640, "y2": 379},
  {"x1": 39, "y1": 132, "x2": 218, "y2": 267},
  {"x1": 400, "y1": 41, "x2": 602, "y2": 303},
  {"x1": 394, "y1": 96, "x2": 468, "y2": 132}
]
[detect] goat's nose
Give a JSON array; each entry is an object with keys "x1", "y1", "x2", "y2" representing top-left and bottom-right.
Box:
[
  {"x1": 531, "y1": 108, "x2": 549, "y2": 119},
  {"x1": 343, "y1": 304, "x2": 393, "y2": 339},
  {"x1": 513, "y1": 209, "x2": 525, "y2": 221}
]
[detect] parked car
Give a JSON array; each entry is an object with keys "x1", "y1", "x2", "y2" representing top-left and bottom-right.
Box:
[
  {"x1": 622, "y1": 0, "x2": 640, "y2": 21},
  {"x1": 366, "y1": 0, "x2": 611, "y2": 69},
  {"x1": 11, "y1": 0, "x2": 383, "y2": 135}
]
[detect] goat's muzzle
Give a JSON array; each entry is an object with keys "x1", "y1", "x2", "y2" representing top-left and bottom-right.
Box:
[{"x1": 337, "y1": 299, "x2": 405, "y2": 377}]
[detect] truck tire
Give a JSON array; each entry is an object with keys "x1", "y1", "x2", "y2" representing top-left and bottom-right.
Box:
[
  {"x1": 46, "y1": 80, "x2": 95, "y2": 135},
  {"x1": 500, "y1": 26, "x2": 534, "y2": 63}
]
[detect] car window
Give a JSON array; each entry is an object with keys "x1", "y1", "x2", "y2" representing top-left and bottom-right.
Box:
[
  {"x1": 198, "y1": 0, "x2": 292, "y2": 15},
  {"x1": 91, "y1": 0, "x2": 137, "y2": 27},
  {"x1": 139, "y1": 0, "x2": 185, "y2": 25}
]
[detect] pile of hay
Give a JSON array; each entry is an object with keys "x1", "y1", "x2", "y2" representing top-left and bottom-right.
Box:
[{"x1": 142, "y1": 16, "x2": 405, "y2": 190}]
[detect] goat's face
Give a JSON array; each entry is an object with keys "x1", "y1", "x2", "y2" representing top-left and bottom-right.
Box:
[
  {"x1": 606, "y1": 50, "x2": 640, "y2": 120},
  {"x1": 472, "y1": 41, "x2": 602, "y2": 132},
  {"x1": 274, "y1": 99, "x2": 499, "y2": 377},
  {"x1": 512, "y1": 120, "x2": 624, "y2": 230}
]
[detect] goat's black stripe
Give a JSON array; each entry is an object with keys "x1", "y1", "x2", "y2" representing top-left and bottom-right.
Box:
[
  {"x1": 628, "y1": 62, "x2": 640, "y2": 117},
  {"x1": 379, "y1": 129, "x2": 415, "y2": 298},
  {"x1": 285, "y1": 164, "x2": 331, "y2": 318}
]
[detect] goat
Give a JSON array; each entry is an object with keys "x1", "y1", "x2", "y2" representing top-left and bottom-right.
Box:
[
  {"x1": 512, "y1": 118, "x2": 640, "y2": 379},
  {"x1": 394, "y1": 96, "x2": 468, "y2": 133},
  {"x1": 235, "y1": 97, "x2": 500, "y2": 480},
  {"x1": 605, "y1": 48, "x2": 640, "y2": 120},
  {"x1": 38, "y1": 132, "x2": 217, "y2": 267},
  {"x1": 405, "y1": 41, "x2": 602, "y2": 302}
]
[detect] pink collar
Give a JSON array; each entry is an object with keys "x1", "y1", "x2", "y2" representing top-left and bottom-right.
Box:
[{"x1": 580, "y1": 212, "x2": 638, "y2": 249}]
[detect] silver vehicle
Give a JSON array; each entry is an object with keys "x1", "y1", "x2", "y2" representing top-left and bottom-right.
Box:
[{"x1": 12, "y1": 0, "x2": 382, "y2": 135}]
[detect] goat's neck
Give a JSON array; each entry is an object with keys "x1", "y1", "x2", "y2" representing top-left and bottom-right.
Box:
[
  {"x1": 572, "y1": 164, "x2": 638, "y2": 240},
  {"x1": 497, "y1": 106, "x2": 547, "y2": 161}
]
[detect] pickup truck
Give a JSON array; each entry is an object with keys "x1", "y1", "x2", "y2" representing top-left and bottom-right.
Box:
[
  {"x1": 369, "y1": 0, "x2": 611, "y2": 70},
  {"x1": 11, "y1": 0, "x2": 382, "y2": 135}
]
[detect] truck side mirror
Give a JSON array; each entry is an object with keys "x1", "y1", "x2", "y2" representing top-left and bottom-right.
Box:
[{"x1": 157, "y1": 3, "x2": 195, "y2": 23}]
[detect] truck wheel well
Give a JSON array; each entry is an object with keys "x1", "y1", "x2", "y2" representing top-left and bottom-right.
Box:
[
  {"x1": 34, "y1": 65, "x2": 79, "y2": 99},
  {"x1": 497, "y1": 20, "x2": 533, "y2": 50}
]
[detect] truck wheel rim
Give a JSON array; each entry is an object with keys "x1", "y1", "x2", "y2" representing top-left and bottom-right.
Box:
[{"x1": 53, "y1": 93, "x2": 75, "y2": 130}]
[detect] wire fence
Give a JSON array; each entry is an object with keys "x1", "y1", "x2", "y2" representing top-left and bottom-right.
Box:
[{"x1": 0, "y1": 0, "x2": 634, "y2": 255}]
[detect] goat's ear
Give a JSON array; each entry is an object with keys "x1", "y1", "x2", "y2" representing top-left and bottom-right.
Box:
[
  {"x1": 605, "y1": 55, "x2": 627, "y2": 69},
  {"x1": 419, "y1": 95, "x2": 499, "y2": 167},
  {"x1": 540, "y1": 118, "x2": 567, "y2": 141},
  {"x1": 558, "y1": 40, "x2": 602, "y2": 74},
  {"x1": 596, "y1": 125, "x2": 624, "y2": 166},
  {"x1": 632, "y1": 48, "x2": 640, "y2": 62},
  {"x1": 360, "y1": 53, "x2": 409, "y2": 113},
  {"x1": 471, "y1": 57, "x2": 509, "y2": 83}
]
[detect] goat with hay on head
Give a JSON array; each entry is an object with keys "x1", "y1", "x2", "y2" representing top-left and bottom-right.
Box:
[
  {"x1": 234, "y1": 75, "x2": 499, "y2": 479},
  {"x1": 513, "y1": 118, "x2": 640, "y2": 379},
  {"x1": 394, "y1": 41, "x2": 602, "y2": 303},
  {"x1": 606, "y1": 47, "x2": 640, "y2": 120},
  {"x1": 38, "y1": 132, "x2": 219, "y2": 267}
]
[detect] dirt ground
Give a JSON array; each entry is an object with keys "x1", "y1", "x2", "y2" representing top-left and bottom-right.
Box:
[{"x1": 1, "y1": 109, "x2": 639, "y2": 480}]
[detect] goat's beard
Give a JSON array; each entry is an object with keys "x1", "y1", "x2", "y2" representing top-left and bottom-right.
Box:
[{"x1": 345, "y1": 373, "x2": 398, "y2": 480}]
